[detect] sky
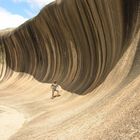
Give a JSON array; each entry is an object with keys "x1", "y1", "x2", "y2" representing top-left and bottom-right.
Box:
[{"x1": 0, "y1": 0, "x2": 55, "y2": 30}]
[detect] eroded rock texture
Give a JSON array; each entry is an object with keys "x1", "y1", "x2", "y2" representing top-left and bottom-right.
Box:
[
  {"x1": 0, "y1": 0, "x2": 139, "y2": 94},
  {"x1": 0, "y1": 0, "x2": 140, "y2": 139}
]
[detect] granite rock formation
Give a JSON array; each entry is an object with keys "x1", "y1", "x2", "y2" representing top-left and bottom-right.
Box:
[
  {"x1": 0, "y1": 0, "x2": 140, "y2": 139},
  {"x1": 0, "y1": 0, "x2": 139, "y2": 94}
]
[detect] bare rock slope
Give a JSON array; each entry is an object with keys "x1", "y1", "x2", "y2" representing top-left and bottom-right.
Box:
[{"x1": 0, "y1": 0, "x2": 140, "y2": 139}]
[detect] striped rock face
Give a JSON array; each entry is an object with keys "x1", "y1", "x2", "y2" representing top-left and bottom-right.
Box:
[
  {"x1": 0, "y1": 0, "x2": 139, "y2": 94},
  {"x1": 0, "y1": 0, "x2": 140, "y2": 139}
]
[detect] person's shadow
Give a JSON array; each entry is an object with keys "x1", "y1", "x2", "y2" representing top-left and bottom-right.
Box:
[{"x1": 51, "y1": 95, "x2": 61, "y2": 99}]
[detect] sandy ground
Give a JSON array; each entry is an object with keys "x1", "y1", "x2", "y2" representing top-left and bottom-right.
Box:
[{"x1": 0, "y1": 106, "x2": 25, "y2": 140}]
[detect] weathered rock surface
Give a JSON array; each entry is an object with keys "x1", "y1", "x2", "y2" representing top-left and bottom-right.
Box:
[{"x1": 0, "y1": 0, "x2": 140, "y2": 139}]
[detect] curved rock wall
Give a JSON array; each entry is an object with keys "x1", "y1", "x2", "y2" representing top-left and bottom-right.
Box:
[
  {"x1": 0, "y1": 0, "x2": 139, "y2": 94},
  {"x1": 0, "y1": 0, "x2": 140, "y2": 139}
]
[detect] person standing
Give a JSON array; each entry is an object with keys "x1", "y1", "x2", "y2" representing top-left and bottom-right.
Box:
[{"x1": 51, "y1": 80, "x2": 60, "y2": 99}]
